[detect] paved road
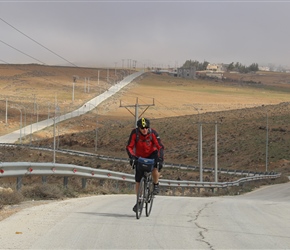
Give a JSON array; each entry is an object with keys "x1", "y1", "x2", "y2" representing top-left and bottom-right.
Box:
[
  {"x1": 0, "y1": 182, "x2": 289, "y2": 249},
  {"x1": 0, "y1": 71, "x2": 144, "y2": 143}
]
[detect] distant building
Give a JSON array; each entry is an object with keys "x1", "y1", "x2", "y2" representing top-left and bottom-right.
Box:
[
  {"x1": 259, "y1": 66, "x2": 270, "y2": 71},
  {"x1": 205, "y1": 71, "x2": 224, "y2": 79},
  {"x1": 206, "y1": 64, "x2": 224, "y2": 71},
  {"x1": 177, "y1": 67, "x2": 196, "y2": 79},
  {"x1": 205, "y1": 63, "x2": 224, "y2": 79}
]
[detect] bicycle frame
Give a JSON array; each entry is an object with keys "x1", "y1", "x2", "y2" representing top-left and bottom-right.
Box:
[{"x1": 136, "y1": 171, "x2": 155, "y2": 219}]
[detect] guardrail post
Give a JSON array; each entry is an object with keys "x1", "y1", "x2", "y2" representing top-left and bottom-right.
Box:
[
  {"x1": 42, "y1": 176, "x2": 47, "y2": 184},
  {"x1": 16, "y1": 176, "x2": 22, "y2": 191},
  {"x1": 82, "y1": 178, "x2": 87, "y2": 189},
  {"x1": 63, "y1": 177, "x2": 68, "y2": 188}
]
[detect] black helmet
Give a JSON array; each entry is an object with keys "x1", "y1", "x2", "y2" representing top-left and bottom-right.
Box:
[{"x1": 137, "y1": 117, "x2": 150, "y2": 128}]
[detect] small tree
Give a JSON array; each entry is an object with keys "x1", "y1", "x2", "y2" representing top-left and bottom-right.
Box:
[
  {"x1": 227, "y1": 62, "x2": 235, "y2": 71},
  {"x1": 181, "y1": 60, "x2": 209, "y2": 70}
]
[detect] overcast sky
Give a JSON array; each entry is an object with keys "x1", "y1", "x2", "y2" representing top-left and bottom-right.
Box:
[{"x1": 0, "y1": 0, "x2": 289, "y2": 69}]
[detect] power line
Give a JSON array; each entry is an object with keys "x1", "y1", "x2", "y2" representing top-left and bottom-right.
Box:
[
  {"x1": 0, "y1": 39, "x2": 46, "y2": 64},
  {"x1": 0, "y1": 17, "x2": 137, "y2": 111},
  {"x1": 0, "y1": 17, "x2": 79, "y2": 68},
  {"x1": 0, "y1": 17, "x2": 116, "y2": 92},
  {"x1": 0, "y1": 59, "x2": 9, "y2": 64}
]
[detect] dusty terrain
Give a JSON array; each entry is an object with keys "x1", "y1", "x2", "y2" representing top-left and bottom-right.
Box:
[
  {"x1": 1, "y1": 65, "x2": 290, "y2": 174},
  {"x1": 1, "y1": 64, "x2": 290, "y2": 220}
]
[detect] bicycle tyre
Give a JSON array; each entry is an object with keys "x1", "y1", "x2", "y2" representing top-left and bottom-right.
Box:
[
  {"x1": 145, "y1": 182, "x2": 154, "y2": 217},
  {"x1": 136, "y1": 177, "x2": 145, "y2": 219}
]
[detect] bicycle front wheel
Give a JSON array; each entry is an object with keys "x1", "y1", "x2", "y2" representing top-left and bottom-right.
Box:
[
  {"x1": 145, "y1": 182, "x2": 154, "y2": 217},
  {"x1": 136, "y1": 177, "x2": 145, "y2": 219}
]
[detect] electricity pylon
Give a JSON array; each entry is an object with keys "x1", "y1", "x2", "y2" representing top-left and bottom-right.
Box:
[{"x1": 120, "y1": 97, "x2": 155, "y2": 126}]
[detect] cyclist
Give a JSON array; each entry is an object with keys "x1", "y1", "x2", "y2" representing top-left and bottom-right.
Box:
[{"x1": 126, "y1": 117, "x2": 164, "y2": 212}]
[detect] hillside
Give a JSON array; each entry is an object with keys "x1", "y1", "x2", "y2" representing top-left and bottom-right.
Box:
[
  {"x1": 1, "y1": 65, "x2": 290, "y2": 217},
  {"x1": 1, "y1": 65, "x2": 290, "y2": 177}
]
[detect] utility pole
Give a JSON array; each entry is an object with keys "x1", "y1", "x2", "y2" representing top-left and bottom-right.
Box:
[
  {"x1": 107, "y1": 69, "x2": 109, "y2": 83},
  {"x1": 98, "y1": 70, "x2": 100, "y2": 85},
  {"x1": 5, "y1": 98, "x2": 8, "y2": 125},
  {"x1": 120, "y1": 97, "x2": 155, "y2": 126},
  {"x1": 266, "y1": 110, "x2": 269, "y2": 172},
  {"x1": 199, "y1": 122, "x2": 203, "y2": 182},
  {"x1": 87, "y1": 77, "x2": 90, "y2": 93},
  {"x1": 194, "y1": 121, "x2": 220, "y2": 183},
  {"x1": 72, "y1": 75, "x2": 78, "y2": 103}
]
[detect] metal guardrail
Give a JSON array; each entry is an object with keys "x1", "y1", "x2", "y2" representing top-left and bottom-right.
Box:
[
  {"x1": 0, "y1": 143, "x2": 281, "y2": 178},
  {"x1": 0, "y1": 143, "x2": 281, "y2": 190},
  {"x1": 0, "y1": 161, "x2": 281, "y2": 189},
  {"x1": 0, "y1": 162, "x2": 134, "y2": 182}
]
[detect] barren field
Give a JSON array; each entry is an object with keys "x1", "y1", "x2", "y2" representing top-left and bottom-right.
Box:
[
  {"x1": 2, "y1": 64, "x2": 290, "y2": 219},
  {"x1": 1, "y1": 64, "x2": 290, "y2": 186},
  {"x1": 97, "y1": 71, "x2": 290, "y2": 118}
]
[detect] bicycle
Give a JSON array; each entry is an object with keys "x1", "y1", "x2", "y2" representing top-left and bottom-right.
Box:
[{"x1": 135, "y1": 157, "x2": 155, "y2": 219}]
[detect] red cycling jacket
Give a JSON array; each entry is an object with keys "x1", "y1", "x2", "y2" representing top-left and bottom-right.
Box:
[{"x1": 126, "y1": 128, "x2": 164, "y2": 160}]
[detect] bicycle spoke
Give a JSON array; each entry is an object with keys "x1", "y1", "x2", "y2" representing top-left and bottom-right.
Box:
[
  {"x1": 136, "y1": 177, "x2": 145, "y2": 219},
  {"x1": 146, "y1": 180, "x2": 154, "y2": 217}
]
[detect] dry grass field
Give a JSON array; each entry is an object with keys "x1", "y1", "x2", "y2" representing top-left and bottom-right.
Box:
[
  {"x1": 0, "y1": 64, "x2": 130, "y2": 135},
  {"x1": 1, "y1": 64, "x2": 290, "y2": 172},
  {"x1": 1, "y1": 64, "x2": 290, "y2": 211}
]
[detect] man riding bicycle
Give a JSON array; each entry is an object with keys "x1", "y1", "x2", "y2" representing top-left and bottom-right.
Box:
[{"x1": 126, "y1": 117, "x2": 164, "y2": 212}]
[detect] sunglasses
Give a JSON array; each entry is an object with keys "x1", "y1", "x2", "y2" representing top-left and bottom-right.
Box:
[{"x1": 140, "y1": 127, "x2": 149, "y2": 130}]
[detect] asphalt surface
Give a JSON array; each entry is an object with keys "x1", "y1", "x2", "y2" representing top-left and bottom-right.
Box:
[{"x1": 0, "y1": 182, "x2": 290, "y2": 249}]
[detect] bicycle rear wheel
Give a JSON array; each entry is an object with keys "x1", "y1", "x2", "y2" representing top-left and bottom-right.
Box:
[
  {"x1": 136, "y1": 177, "x2": 145, "y2": 219},
  {"x1": 145, "y1": 182, "x2": 154, "y2": 217}
]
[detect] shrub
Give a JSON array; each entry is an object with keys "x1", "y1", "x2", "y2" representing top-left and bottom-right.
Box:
[
  {"x1": 20, "y1": 184, "x2": 64, "y2": 200},
  {"x1": 0, "y1": 190, "x2": 24, "y2": 207}
]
